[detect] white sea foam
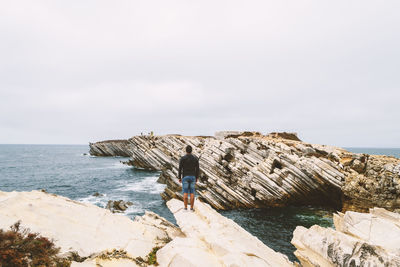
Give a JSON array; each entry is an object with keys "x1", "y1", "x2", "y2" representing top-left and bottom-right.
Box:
[
  {"x1": 117, "y1": 176, "x2": 166, "y2": 194},
  {"x1": 77, "y1": 194, "x2": 109, "y2": 208},
  {"x1": 77, "y1": 193, "x2": 144, "y2": 215},
  {"x1": 107, "y1": 162, "x2": 132, "y2": 169},
  {"x1": 87, "y1": 162, "x2": 132, "y2": 171}
]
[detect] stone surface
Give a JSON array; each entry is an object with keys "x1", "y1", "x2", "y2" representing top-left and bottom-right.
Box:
[
  {"x1": 0, "y1": 190, "x2": 181, "y2": 263},
  {"x1": 0, "y1": 190, "x2": 295, "y2": 266},
  {"x1": 89, "y1": 139, "x2": 131, "y2": 157},
  {"x1": 72, "y1": 258, "x2": 138, "y2": 267},
  {"x1": 341, "y1": 155, "x2": 400, "y2": 213},
  {"x1": 106, "y1": 199, "x2": 133, "y2": 213},
  {"x1": 157, "y1": 199, "x2": 294, "y2": 267},
  {"x1": 291, "y1": 207, "x2": 400, "y2": 267},
  {"x1": 90, "y1": 131, "x2": 400, "y2": 212}
]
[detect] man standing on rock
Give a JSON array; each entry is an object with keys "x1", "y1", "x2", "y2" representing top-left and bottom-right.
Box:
[{"x1": 178, "y1": 145, "x2": 199, "y2": 211}]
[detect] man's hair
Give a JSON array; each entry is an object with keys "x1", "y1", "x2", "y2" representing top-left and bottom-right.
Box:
[{"x1": 186, "y1": 145, "x2": 192, "y2": 153}]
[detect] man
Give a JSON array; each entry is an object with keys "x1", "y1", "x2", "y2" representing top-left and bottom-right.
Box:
[{"x1": 178, "y1": 145, "x2": 199, "y2": 211}]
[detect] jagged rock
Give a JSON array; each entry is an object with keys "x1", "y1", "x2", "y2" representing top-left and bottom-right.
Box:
[
  {"x1": 291, "y1": 207, "x2": 400, "y2": 266},
  {"x1": 92, "y1": 192, "x2": 103, "y2": 197},
  {"x1": 89, "y1": 140, "x2": 131, "y2": 157},
  {"x1": 157, "y1": 199, "x2": 294, "y2": 267},
  {"x1": 342, "y1": 155, "x2": 400, "y2": 213},
  {"x1": 215, "y1": 131, "x2": 263, "y2": 140},
  {"x1": 106, "y1": 200, "x2": 133, "y2": 213},
  {"x1": 89, "y1": 132, "x2": 400, "y2": 212},
  {"x1": 267, "y1": 132, "x2": 302, "y2": 141},
  {"x1": 0, "y1": 190, "x2": 181, "y2": 263}
]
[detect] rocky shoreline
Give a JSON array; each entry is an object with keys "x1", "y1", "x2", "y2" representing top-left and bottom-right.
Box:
[
  {"x1": 90, "y1": 131, "x2": 400, "y2": 213},
  {"x1": 292, "y1": 207, "x2": 400, "y2": 266},
  {"x1": 1, "y1": 190, "x2": 399, "y2": 266}
]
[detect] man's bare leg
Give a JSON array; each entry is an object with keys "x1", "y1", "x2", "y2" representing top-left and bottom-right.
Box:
[
  {"x1": 190, "y1": 193, "x2": 195, "y2": 210},
  {"x1": 183, "y1": 193, "x2": 188, "y2": 209}
]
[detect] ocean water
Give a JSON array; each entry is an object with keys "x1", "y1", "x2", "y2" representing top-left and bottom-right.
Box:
[
  {"x1": 0, "y1": 144, "x2": 172, "y2": 221},
  {"x1": 0, "y1": 145, "x2": 398, "y2": 261},
  {"x1": 345, "y1": 147, "x2": 400, "y2": 158}
]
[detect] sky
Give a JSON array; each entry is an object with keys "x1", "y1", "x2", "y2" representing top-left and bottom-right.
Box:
[{"x1": 0, "y1": 1, "x2": 399, "y2": 147}]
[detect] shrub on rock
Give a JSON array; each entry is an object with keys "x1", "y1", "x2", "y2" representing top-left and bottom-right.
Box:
[{"x1": 0, "y1": 221, "x2": 70, "y2": 267}]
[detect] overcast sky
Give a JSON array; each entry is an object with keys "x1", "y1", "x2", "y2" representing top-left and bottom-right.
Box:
[{"x1": 0, "y1": 1, "x2": 399, "y2": 147}]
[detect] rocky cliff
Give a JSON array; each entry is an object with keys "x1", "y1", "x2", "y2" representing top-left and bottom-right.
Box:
[
  {"x1": 291, "y1": 207, "x2": 400, "y2": 266},
  {"x1": 89, "y1": 131, "x2": 400, "y2": 212},
  {"x1": 89, "y1": 139, "x2": 131, "y2": 157}
]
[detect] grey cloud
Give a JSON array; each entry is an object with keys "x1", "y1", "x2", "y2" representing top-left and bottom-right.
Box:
[{"x1": 0, "y1": 1, "x2": 399, "y2": 146}]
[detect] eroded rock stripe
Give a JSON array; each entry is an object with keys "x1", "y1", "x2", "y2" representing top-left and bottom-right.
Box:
[{"x1": 90, "y1": 131, "x2": 400, "y2": 212}]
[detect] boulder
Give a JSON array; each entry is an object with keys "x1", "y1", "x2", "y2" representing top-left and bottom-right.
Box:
[
  {"x1": 92, "y1": 192, "x2": 103, "y2": 197},
  {"x1": 106, "y1": 200, "x2": 133, "y2": 213},
  {"x1": 291, "y1": 207, "x2": 400, "y2": 266}
]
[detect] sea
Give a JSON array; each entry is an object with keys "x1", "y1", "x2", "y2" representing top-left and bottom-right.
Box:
[{"x1": 0, "y1": 144, "x2": 398, "y2": 261}]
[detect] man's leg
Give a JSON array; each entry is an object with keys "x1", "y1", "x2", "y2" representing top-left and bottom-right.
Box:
[
  {"x1": 190, "y1": 193, "x2": 195, "y2": 209},
  {"x1": 182, "y1": 177, "x2": 189, "y2": 210},
  {"x1": 189, "y1": 176, "x2": 195, "y2": 210},
  {"x1": 183, "y1": 193, "x2": 188, "y2": 209}
]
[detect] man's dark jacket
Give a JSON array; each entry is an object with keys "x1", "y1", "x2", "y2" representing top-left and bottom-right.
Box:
[{"x1": 178, "y1": 154, "x2": 199, "y2": 180}]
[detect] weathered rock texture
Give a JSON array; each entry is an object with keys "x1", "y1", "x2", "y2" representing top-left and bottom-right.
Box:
[
  {"x1": 342, "y1": 155, "x2": 400, "y2": 213},
  {"x1": 89, "y1": 139, "x2": 131, "y2": 157},
  {"x1": 157, "y1": 199, "x2": 294, "y2": 267},
  {"x1": 0, "y1": 190, "x2": 182, "y2": 266},
  {"x1": 89, "y1": 131, "x2": 400, "y2": 212},
  {"x1": 106, "y1": 199, "x2": 133, "y2": 213},
  {"x1": 291, "y1": 207, "x2": 400, "y2": 266},
  {"x1": 0, "y1": 190, "x2": 294, "y2": 267}
]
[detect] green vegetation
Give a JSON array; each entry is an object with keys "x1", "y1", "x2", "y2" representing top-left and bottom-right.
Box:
[{"x1": 146, "y1": 246, "x2": 161, "y2": 266}]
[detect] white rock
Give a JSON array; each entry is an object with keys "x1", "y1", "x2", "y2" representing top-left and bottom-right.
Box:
[
  {"x1": 292, "y1": 207, "x2": 400, "y2": 267},
  {"x1": 0, "y1": 190, "x2": 180, "y2": 260},
  {"x1": 71, "y1": 259, "x2": 139, "y2": 267},
  {"x1": 158, "y1": 199, "x2": 294, "y2": 267}
]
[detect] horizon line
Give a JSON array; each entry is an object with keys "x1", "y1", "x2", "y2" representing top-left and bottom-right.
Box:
[{"x1": 0, "y1": 143, "x2": 399, "y2": 149}]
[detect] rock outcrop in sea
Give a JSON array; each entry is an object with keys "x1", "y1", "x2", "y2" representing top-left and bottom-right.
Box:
[
  {"x1": 89, "y1": 131, "x2": 400, "y2": 212},
  {"x1": 292, "y1": 207, "x2": 400, "y2": 266},
  {"x1": 0, "y1": 190, "x2": 293, "y2": 266}
]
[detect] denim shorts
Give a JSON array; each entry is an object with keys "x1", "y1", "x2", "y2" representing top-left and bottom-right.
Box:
[{"x1": 182, "y1": 176, "x2": 196, "y2": 194}]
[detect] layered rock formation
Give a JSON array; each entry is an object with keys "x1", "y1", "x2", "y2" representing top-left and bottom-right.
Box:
[
  {"x1": 89, "y1": 139, "x2": 131, "y2": 157},
  {"x1": 292, "y1": 207, "x2": 400, "y2": 266},
  {"x1": 89, "y1": 131, "x2": 400, "y2": 212}
]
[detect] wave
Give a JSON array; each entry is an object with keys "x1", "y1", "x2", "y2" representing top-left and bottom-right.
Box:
[
  {"x1": 107, "y1": 162, "x2": 132, "y2": 169},
  {"x1": 77, "y1": 194, "x2": 109, "y2": 208},
  {"x1": 87, "y1": 162, "x2": 132, "y2": 171},
  {"x1": 117, "y1": 176, "x2": 166, "y2": 194},
  {"x1": 81, "y1": 153, "x2": 96, "y2": 157},
  {"x1": 77, "y1": 193, "x2": 145, "y2": 215}
]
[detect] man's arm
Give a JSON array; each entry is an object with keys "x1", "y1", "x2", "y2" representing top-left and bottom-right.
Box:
[
  {"x1": 178, "y1": 157, "x2": 183, "y2": 182},
  {"x1": 195, "y1": 157, "x2": 199, "y2": 182}
]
